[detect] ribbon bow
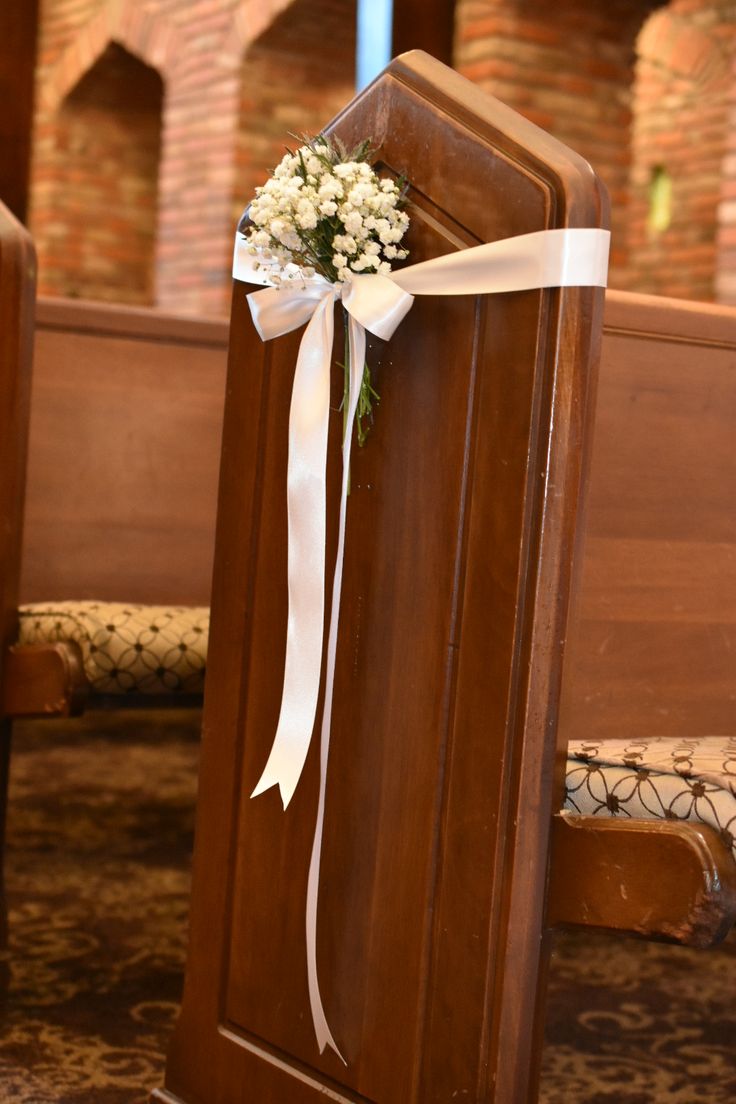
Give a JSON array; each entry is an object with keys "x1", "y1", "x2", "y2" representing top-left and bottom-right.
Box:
[{"x1": 232, "y1": 225, "x2": 610, "y2": 1061}]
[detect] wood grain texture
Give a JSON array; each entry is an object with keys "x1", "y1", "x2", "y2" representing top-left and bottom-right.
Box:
[
  {"x1": 560, "y1": 289, "x2": 736, "y2": 742},
  {"x1": 0, "y1": 203, "x2": 35, "y2": 672},
  {"x1": 0, "y1": 200, "x2": 35, "y2": 961},
  {"x1": 392, "y1": 0, "x2": 456, "y2": 65},
  {"x1": 0, "y1": 2, "x2": 38, "y2": 223},
  {"x1": 548, "y1": 813, "x2": 736, "y2": 948},
  {"x1": 159, "y1": 51, "x2": 607, "y2": 1104},
  {"x1": 20, "y1": 298, "x2": 228, "y2": 607},
  {"x1": 2, "y1": 642, "x2": 88, "y2": 718}
]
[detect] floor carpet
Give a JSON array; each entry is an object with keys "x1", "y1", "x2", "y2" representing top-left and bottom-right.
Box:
[{"x1": 1, "y1": 712, "x2": 735, "y2": 1102}]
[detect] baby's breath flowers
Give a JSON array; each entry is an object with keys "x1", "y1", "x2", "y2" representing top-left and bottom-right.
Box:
[{"x1": 243, "y1": 134, "x2": 410, "y2": 444}]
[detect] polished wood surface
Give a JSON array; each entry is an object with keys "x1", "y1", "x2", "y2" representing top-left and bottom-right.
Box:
[
  {"x1": 392, "y1": 0, "x2": 456, "y2": 65},
  {"x1": 2, "y1": 643, "x2": 87, "y2": 718},
  {"x1": 0, "y1": 202, "x2": 35, "y2": 680},
  {"x1": 0, "y1": 2, "x2": 39, "y2": 222},
  {"x1": 0, "y1": 200, "x2": 36, "y2": 954},
  {"x1": 160, "y1": 51, "x2": 607, "y2": 1104},
  {"x1": 21, "y1": 297, "x2": 228, "y2": 607},
  {"x1": 548, "y1": 813, "x2": 736, "y2": 948},
  {"x1": 560, "y1": 289, "x2": 736, "y2": 742}
]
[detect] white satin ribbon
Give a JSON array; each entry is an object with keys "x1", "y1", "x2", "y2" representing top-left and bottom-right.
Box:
[{"x1": 233, "y1": 224, "x2": 610, "y2": 1061}]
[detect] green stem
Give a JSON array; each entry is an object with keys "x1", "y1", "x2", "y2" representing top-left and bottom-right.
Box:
[{"x1": 340, "y1": 308, "x2": 380, "y2": 463}]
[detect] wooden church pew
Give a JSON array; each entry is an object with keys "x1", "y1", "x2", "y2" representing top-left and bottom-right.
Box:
[
  {"x1": 0, "y1": 200, "x2": 35, "y2": 967},
  {"x1": 154, "y1": 53, "x2": 736, "y2": 1103},
  {"x1": 23, "y1": 296, "x2": 227, "y2": 608},
  {"x1": 563, "y1": 288, "x2": 735, "y2": 743},
  {"x1": 4, "y1": 295, "x2": 228, "y2": 715},
  {"x1": 550, "y1": 287, "x2": 736, "y2": 948},
  {"x1": 0, "y1": 281, "x2": 228, "y2": 965},
  {"x1": 0, "y1": 54, "x2": 732, "y2": 1099}
]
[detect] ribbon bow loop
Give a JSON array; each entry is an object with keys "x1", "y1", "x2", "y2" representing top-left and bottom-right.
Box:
[
  {"x1": 247, "y1": 281, "x2": 336, "y2": 342},
  {"x1": 341, "y1": 273, "x2": 414, "y2": 340}
]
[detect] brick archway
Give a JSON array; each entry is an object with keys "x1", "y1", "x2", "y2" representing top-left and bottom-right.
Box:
[
  {"x1": 232, "y1": 0, "x2": 357, "y2": 228},
  {"x1": 34, "y1": 40, "x2": 164, "y2": 305},
  {"x1": 638, "y1": 8, "x2": 730, "y2": 85},
  {"x1": 453, "y1": 0, "x2": 665, "y2": 287},
  {"x1": 41, "y1": 0, "x2": 183, "y2": 113},
  {"x1": 627, "y1": 4, "x2": 732, "y2": 300},
  {"x1": 228, "y1": 0, "x2": 299, "y2": 54}
]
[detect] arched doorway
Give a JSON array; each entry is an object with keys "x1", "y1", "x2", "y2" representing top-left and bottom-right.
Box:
[
  {"x1": 32, "y1": 41, "x2": 163, "y2": 306},
  {"x1": 233, "y1": 0, "x2": 357, "y2": 225},
  {"x1": 626, "y1": 5, "x2": 731, "y2": 300}
]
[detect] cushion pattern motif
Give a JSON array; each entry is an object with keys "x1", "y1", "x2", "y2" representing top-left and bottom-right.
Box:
[
  {"x1": 565, "y1": 736, "x2": 736, "y2": 859},
  {"x1": 18, "y1": 601, "x2": 208, "y2": 695}
]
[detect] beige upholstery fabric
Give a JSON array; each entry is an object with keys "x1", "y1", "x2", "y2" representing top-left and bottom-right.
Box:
[
  {"x1": 18, "y1": 601, "x2": 208, "y2": 695},
  {"x1": 566, "y1": 736, "x2": 736, "y2": 859}
]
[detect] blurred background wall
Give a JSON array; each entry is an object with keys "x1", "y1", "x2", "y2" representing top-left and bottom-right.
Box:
[{"x1": 5, "y1": 0, "x2": 736, "y2": 314}]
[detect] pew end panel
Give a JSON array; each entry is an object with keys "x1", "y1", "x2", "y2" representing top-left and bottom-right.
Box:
[
  {"x1": 160, "y1": 51, "x2": 608, "y2": 1104},
  {"x1": 0, "y1": 200, "x2": 35, "y2": 968},
  {"x1": 0, "y1": 203, "x2": 35, "y2": 678}
]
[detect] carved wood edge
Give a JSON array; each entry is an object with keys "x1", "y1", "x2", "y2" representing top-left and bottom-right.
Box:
[
  {"x1": 547, "y1": 811, "x2": 736, "y2": 948},
  {"x1": 2, "y1": 642, "x2": 89, "y2": 718}
]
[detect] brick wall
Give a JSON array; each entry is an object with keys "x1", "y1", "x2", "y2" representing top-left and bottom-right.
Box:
[
  {"x1": 30, "y1": 0, "x2": 353, "y2": 315},
  {"x1": 454, "y1": 0, "x2": 661, "y2": 286},
  {"x1": 33, "y1": 41, "x2": 162, "y2": 305},
  {"x1": 625, "y1": 0, "x2": 734, "y2": 300},
  {"x1": 233, "y1": 0, "x2": 356, "y2": 228},
  {"x1": 30, "y1": 0, "x2": 736, "y2": 310},
  {"x1": 717, "y1": 99, "x2": 736, "y2": 304},
  {"x1": 454, "y1": 0, "x2": 736, "y2": 301}
]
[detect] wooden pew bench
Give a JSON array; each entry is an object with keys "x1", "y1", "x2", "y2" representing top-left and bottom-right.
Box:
[
  {"x1": 553, "y1": 288, "x2": 736, "y2": 948},
  {"x1": 0, "y1": 56, "x2": 733, "y2": 1099},
  {"x1": 153, "y1": 53, "x2": 736, "y2": 1104},
  {"x1": 2, "y1": 166, "x2": 734, "y2": 905},
  {"x1": 5, "y1": 296, "x2": 227, "y2": 715}
]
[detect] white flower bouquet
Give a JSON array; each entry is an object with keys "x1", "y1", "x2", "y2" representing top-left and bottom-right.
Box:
[{"x1": 242, "y1": 134, "x2": 410, "y2": 443}]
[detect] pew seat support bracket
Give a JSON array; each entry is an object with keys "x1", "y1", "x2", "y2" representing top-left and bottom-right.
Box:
[
  {"x1": 548, "y1": 811, "x2": 736, "y2": 949},
  {"x1": 2, "y1": 642, "x2": 88, "y2": 718}
]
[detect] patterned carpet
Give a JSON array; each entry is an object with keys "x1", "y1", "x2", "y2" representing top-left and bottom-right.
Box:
[
  {"x1": 1, "y1": 711, "x2": 199, "y2": 1104},
  {"x1": 1, "y1": 711, "x2": 735, "y2": 1102}
]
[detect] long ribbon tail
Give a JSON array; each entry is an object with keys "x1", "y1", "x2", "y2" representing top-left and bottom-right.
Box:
[
  {"x1": 305, "y1": 316, "x2": 365, "y2": 1063},
  {"x1": 251, "y1": 293, "x2": 336, "y2": 809}
]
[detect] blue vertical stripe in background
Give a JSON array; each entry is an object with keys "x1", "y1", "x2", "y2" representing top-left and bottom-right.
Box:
[{"x1": 356, "y1": 0, "x2": 394, "y2": 90}]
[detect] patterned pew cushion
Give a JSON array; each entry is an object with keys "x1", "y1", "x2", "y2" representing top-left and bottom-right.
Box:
[
  {"x1": 565, "y1": 736, "x2": 736, "y2": 859},
  {"x1": 18, "y1": 601, "x2": 209, "y2": 695}
]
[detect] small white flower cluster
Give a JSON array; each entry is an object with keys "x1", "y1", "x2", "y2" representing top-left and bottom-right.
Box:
[{"x1": 244, "y1": 136, "x2": 409, "y2": 284}]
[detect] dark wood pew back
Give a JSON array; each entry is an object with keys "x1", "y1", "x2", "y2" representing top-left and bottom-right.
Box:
[
  {"x1": 20, "y1": 290, "x2": 734, "y2": 737},
  {"x1": 20, "y1": 297, "x2": 228, "y2": 607},
  {"x1": 158, "y1": 50, "x2": 608, "y2": 1104},
  {"x1": 0, "y1": 204, "x2": 34, "y2": 655},
  {"x1": 561, "y1": 289, "x2": 736, "y2": 742},
  {"x1": 0, "y1": 201, "x2": 35, "y2": 961}
]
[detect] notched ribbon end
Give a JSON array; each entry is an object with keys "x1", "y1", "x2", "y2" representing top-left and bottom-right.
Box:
[
  {"x1": 318, "y1": 1030, "x2": 347, "y2": 1066},
  {"x1": 250, "y1": 770, "x2": 297, "y2": 810}
]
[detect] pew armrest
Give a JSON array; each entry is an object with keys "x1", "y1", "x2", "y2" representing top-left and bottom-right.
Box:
[
  {"x1": 2, "y1": 642, "x2": 89, "y2": 718},
  {"x1": 548, "y1": 811, "x2": 736, "y2": 948}
]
